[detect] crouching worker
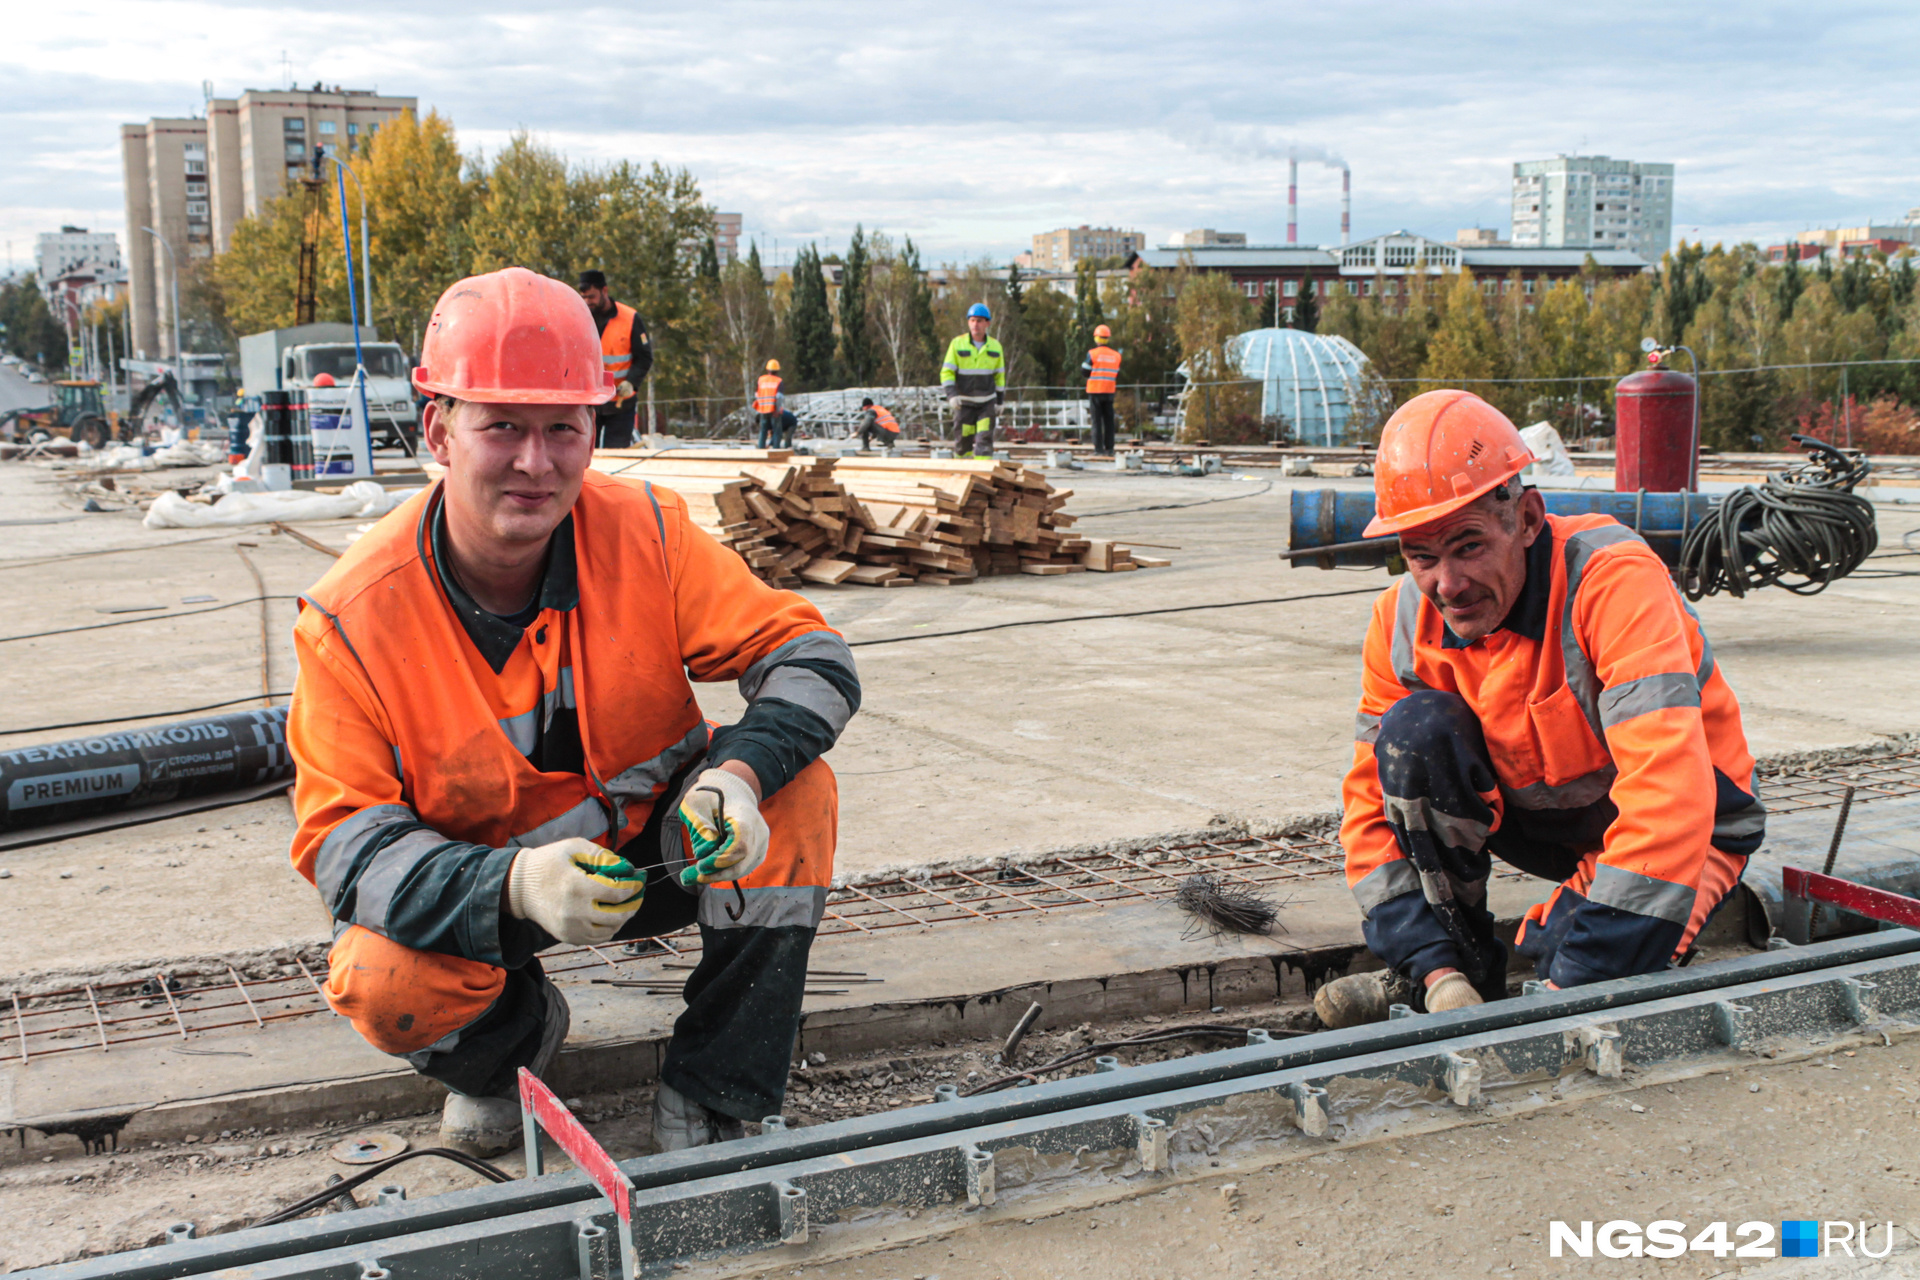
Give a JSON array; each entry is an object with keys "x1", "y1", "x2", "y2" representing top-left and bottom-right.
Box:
[
  {"x1": 287, "y1": 268, "x2": 859, "y2": 1154},
  {"x1": 1315, "y1": 390, "x2": 1763, "y2": 1028}
]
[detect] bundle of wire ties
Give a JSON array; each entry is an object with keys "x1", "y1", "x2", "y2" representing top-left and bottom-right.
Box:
[{"x1": 1678, "y1": 434, "x2": 1878, "y2": 600}]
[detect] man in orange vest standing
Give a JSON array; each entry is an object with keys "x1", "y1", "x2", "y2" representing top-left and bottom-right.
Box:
[
  {"x1": 754, "y1": 360, "x2": 784, "y2": 448},
  {"x1": 1081, "y1": 323, "x2": 1122, "y2": 456},
  {"x1": 576, "y1": 270, "x2": 651, "y2": 449},
  {"x1": 287, "y1": 268, "x2": 860, "y2": 1156},
  {"x1": 1316, "y1": 390, "x2": 1764, "y2": 1028},
  {"x1": 857, "y1": 396, "x2": 900, "y2": 453}
]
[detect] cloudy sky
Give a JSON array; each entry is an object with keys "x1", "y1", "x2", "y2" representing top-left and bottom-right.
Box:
[{"x1": 4, "y1": 0, "x2": 1917, "y2": 273}]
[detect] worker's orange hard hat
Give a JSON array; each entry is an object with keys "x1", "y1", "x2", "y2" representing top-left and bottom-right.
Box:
[
  {"x1": 412, "y1": 267, "x2": 613, "y2": 405},
  {"x1": 311, "y1": 373, "x2": 336, "y2": 387},
  {"x1": 1364, "y1": 390, "x2": 1536, "y2": 537},
  {"x1": 766, "y1": 359, "x2": 781, "y2": 372},
  {"x1": 1093, "y1": 324, "x2": 1112, "y2": 342}
]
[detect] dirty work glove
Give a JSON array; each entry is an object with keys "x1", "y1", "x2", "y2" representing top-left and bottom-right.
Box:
[
  {"x1": 506, "y1": 838, "x2": 645, "y2": 945},
  {"x1": 676, "y1": 769, "x2": 769, "y2": 888},
  {"x1": 1424, "y1": 971, "x2": 1484, "y2": 1014},
  {"x1": 615, "y1": 379, "x2": 635, "y2": 403}
]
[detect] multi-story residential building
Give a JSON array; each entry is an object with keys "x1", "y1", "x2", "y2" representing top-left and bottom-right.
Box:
[
  {"x1": 1130, "y1": 232, "x2": 1650, "y2": 323},
  {"x1": 714, "y1": 212, "x2": 743, "y2": 266},
  {"x1": 1031, "y1": 225, "x2": 1146, "y2": 272},
  {"x1": 203, "y1": 86, "x2": 418, "y2": 251},
  {"x1": 122, "y1": 86, "x2": 417, "y2": 358},
  {"x1": 1166, "y1": 229, "x2": 1248, "y2": 248},
  {"x1": 1510, "y1": 156, "x2": 1674, "y2": 260},
  {"x1": 120, "y1": 117, "x2": 208, "y2": 358},
  {"x1": 35, "y1": 227, "x2": 124, "y2": 298}
]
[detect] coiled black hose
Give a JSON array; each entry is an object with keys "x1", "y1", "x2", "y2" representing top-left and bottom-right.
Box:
[{"x1": 1678, "y1": 435, "x2": 1878, "y2": 600}]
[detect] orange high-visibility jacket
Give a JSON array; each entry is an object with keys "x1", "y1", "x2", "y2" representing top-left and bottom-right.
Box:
[
  {"x1": 870, "y1": 404, "x2": 899, "y2": 433},
  {"x1": 1084, "y1": 345, "x2": 1121, "y2": 395},
  {"x1": 600, "y1": 303, "x2": 638, "y2": 382},
  {"x1": 754, "y1": 374, "x2": 782, "y2": 414},
  {"x1": 1341, "y1": 514, "x2": 1763, "y2": 961},
  {"x1": 288, "y1": 473, "x2": 852, "y2": 964}
]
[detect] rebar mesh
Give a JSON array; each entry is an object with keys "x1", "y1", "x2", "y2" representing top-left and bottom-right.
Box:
[{"x1": 7, "y1": 750, "x2": 1915, "y2": 1063}]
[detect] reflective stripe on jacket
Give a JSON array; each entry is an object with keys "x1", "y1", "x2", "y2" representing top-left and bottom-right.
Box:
[
  {"x1": 870, "y1": 404, "x2": 899, "y2": 433},
  {"x1": 1340, "y1": 513, "x2": 1763, "y2": 974},
  {"x1": 287, "y1": 474, "x2": 854, "y2": 965},
  {"x1": 754, "y1": 374, "x2": 782, "y2": 414},
  {"x1": 1084, "y1": 344, "x2": 1121, "y2": 395},
  {"x1": 600, "y1": 303, "x2": 637, "y2": 380},
  {"x1": 940, "y1": 334, "x2": 1005, "y2": 403}
]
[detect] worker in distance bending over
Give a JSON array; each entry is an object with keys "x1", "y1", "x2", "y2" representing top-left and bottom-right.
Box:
[
  {"x1": 287, "y1": 268, "x2": 859, "y2": 1155},
  {"x1": 941, "y1": 302, "x2": 1005, "y2": 457},
  {"x1": 857, "y1": 396, "x2": 900, "y2": 453},
  {"x1": 1082, "y1": 323, "x2": 1121, "y2": 456},
  {"x1": 576, "y1": 270, "x2": 651, "y2": 450},
  {"x1": 755, "y1": 359, "x2": 783, "y2": 448},
  {"x1": 1316, "y1": 390, "x2": 1764, "y2": 1027}
]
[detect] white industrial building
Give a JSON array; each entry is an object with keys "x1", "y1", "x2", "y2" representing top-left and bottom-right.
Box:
[{"x1": 1510, "y1": 156, "x2": 1673, "y2": 261}]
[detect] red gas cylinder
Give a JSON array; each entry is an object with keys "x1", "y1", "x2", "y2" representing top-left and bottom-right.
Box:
[{"x1": 1614, "y1": 368, "x2": 1697, "y2": 492}]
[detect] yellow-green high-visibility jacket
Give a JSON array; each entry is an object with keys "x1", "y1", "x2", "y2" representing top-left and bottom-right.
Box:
[{"x1": 941, "y1": 335, "x2": 1006, "y2": 405}]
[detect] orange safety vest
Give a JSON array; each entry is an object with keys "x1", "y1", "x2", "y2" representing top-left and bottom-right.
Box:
[
  {"x1": 288, "y1": 474, "x2": 839, "y2": 890},
  {"x1": 870, "y1": 404, "x2": 899, "y2": 433},
  {"x1": 1341, "y1": 513, "x2": 1762, "y2": 933},
  {"x1": 600, "y1": 302, "x2": 638, "y2": 385},
  {"x1": 1085, "y1": 344, "x2": 1121, "y2": 395},
  {"x1": 754, "y1": 373, "x2": 782, "y2": 414}
]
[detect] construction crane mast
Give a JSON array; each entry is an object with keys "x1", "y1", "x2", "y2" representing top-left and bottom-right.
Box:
[{"x1": 294, "y1": 154, "x2": 328, "y2": 325}]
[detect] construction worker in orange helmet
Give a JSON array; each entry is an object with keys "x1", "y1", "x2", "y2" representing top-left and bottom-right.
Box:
[
  {"x1": 575, "y1": 270, "x2": 652, "y2": 450},
  {"x1": 1316, "y1": 390, "x2": 1763, "y2": 1028},
  {"x1": 287, "y1": 268, "x2": 859, "y2": 1156},
  {"x1": 1082, "y1": 322, "x2": 1121, "y2": 456},
  {"x1": 755, "y1": 359, "x2": 784, "y2": 449}
]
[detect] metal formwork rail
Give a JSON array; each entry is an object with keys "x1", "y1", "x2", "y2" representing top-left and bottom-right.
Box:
[{"x1": 27, "y1": 929, "x2": 1920, "y2": 1280}]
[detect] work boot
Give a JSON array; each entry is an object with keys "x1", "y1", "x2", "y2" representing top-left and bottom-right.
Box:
[
  {"x1": 651, "y1": 1082, "x2": 746, "y2": 1152},
  {"x1": 438, "y1": 980, "x2": 571, "y2": 1157},
  {"x1": 440, "y1": 1092, "x2": 523, "y2": 1157},
  {"x1": 1312, "y1": 969, "x2": 1417, "y2": 1030}
]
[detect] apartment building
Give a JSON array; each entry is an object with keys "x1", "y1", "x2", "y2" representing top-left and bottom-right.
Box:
[
  {"x1": 120, "y1": 118, "x2": 208, "y2": 358},
  {"x1": 203, "y1": 86, "x2": 418, "y2": 251},
  {"x1": 1511, "y1": 155, "x2": 1674, "y2": 260},
  {"x1": 1031, "y1": 225, "x2": 1146, "y2": 272}
]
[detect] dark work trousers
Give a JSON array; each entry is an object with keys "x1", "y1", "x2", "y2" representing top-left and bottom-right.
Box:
[
  {"x1": 406, "y1": 755, "x2": 818, "y2": 1120},
  {"x1": 756, "y1": 413, "x2": 781, "y2": 448},
  {"x1": 860, "y1": 425, "x2": 899, "y2": 451},
  {"x1": 953, "y1": 400, "x2": 995, "y2": 456},
  {"x1": 596, "y1": 407, "x2": 637, "y2": 450},
  {"x1": 1087, "y1": 393, "x2": 1117, "y2": 454},
  {"x1": 1366, "y1": 690, "x2": 1620, "y2": 1000}
]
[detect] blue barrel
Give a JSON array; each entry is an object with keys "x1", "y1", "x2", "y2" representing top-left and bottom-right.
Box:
[{"x1": 1288, "y1": 488, "x2": 1723, "y2": 569}]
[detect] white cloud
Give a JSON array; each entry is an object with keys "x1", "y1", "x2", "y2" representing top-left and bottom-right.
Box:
[{"x1": 4, "y1": 0, "x2": 1918, "y2": 266}]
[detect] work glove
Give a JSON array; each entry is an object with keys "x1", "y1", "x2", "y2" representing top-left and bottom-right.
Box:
[
  {"x1": 676, "y1": 769, "x2": 770, "y2": 888},
  {"x1": 506, "y1": 838, "x2": 646, "y2": 945},
  {"x1": 615, "y1": 379, "x2": 635, "y2": 403},
  {"x1": 1424, "y1": 971, "x2": 1484, "y2": 1013}
]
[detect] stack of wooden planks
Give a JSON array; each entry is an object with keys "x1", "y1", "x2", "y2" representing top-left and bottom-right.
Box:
[{"x1": 590, "y1": 449, "x2": 1168, "y2": 588}]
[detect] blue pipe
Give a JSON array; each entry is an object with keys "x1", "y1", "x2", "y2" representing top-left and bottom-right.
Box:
[{"x1": 1289, "y1": 488, "x2": 1721, "y2": 568}]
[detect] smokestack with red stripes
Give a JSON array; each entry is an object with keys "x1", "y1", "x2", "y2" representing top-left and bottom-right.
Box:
[
  {"x1": 1288, "y1": 154, "x2": 1299, "y2": 244},
  {"x1": 1341, "y1": 164, "x2": 1351, "y2": 245}
]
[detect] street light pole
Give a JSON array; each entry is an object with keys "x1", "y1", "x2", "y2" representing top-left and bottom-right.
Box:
[
  {"x1": 327, "y1": 152, "x2": 374, "y2": 476},
  {"x1": 140, "y1": 226, "x2": 184, "y2": 396},
  {"x1": 324, "y1": 154, "x2": 373, "y2": 330}
]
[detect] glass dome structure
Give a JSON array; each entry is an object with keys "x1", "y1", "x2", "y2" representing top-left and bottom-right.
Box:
[{"x1": 1228, "y1": 328, "x2": 1370, "y2": 447}]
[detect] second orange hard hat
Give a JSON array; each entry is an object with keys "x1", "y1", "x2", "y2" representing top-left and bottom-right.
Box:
[
  {"x1": 1364, "y1": 390, "x2": 1537, "y2": 537},
  {"x1": 412, "y1": 267, "x2": 614, "y2": 405}
]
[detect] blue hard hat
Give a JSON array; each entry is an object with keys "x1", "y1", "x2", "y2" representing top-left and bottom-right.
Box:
[{"x1": 967, "y1": 303, "x2": 992, "y2": 321}]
